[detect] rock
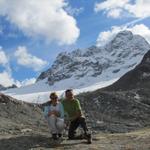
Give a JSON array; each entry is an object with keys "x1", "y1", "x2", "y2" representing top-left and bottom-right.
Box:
[{"x1": 21, "y1": 128, "x2": 32, "y2": 133}]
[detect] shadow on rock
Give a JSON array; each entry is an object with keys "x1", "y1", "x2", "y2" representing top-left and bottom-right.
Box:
[
  {"x1": 0, "y1": 135, "x2": 54, "y2": 150},
  {"x1": 0, "y1": 135, "x2": 86, "y2": 150}
]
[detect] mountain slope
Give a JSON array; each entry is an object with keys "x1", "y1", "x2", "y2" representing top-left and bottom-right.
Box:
[
  {"x1": 3, "y1": 30, "x2": 150, "y2": 103},
  {"x1": 0, "y1": 93, "x2": 47, "y2": 134},
  {"x1": 104, "y1": 50, "x2": 150, "y2": 91},
  {"x1": 1, "y1": 49, "x2": 150, "y2": 149},
  {"x1": 37, "y1": 30, "x2": 150, "y2": 89},
  {"x1": 0, "y1": 84, "x2": 150, "y2": 149},
  {"x1": 77, "y1": 50, "x2": 150, "y2": 132}
]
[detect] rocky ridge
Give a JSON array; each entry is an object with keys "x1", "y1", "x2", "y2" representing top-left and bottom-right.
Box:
[{"x1": 37, "y1": 31, "x2": 150, "y2": 89}]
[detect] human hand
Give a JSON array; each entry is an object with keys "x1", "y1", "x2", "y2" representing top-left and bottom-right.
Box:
[
  {"x1": 48, "y1": 111, "x2": 59, "y2": 117},
  {"x1": 48, "y1": 111, "x2": 55, "y2": 116}
]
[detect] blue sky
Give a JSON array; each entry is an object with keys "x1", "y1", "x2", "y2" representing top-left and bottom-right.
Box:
[{"x1": 0, "y1": 0, "x2": 150, "y2": 87}]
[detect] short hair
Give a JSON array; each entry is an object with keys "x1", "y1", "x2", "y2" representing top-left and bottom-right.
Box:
[
  {"x1": 50, "y1": 92, "x2": 58, "y2": 99},
  {"x1": 65, "y1": 89, "x2": 73, "y2": 95}
]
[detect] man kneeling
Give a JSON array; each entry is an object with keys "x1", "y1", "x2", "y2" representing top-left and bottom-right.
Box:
[{"x1": 62, "y1": 89, "x2": 92, "y2": 144}]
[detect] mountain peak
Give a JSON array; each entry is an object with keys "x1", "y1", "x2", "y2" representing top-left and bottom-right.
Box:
[
  {"x1": 116, "y1": 30, "x2": 133, "y2": 38},
  {"x1": 36, "y1": 31, "x2": 150, "y2": 90}
]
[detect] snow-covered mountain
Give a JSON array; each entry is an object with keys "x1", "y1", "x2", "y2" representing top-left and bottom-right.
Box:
[
  {"x1": 37, "y1": 30, "x2": 150, "y2": 88},
  {"x1": 3, "y1": 30, "x2": 150, "y2": 103}
]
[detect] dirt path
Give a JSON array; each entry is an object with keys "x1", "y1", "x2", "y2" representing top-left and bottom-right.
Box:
[{"x1": 0, "y1": 128, "x2": 150, "y2": 150}]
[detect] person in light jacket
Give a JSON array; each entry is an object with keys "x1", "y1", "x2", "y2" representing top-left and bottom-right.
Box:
[{"x1": 44, "y1": 92, "x2": 64, "y2": 140}]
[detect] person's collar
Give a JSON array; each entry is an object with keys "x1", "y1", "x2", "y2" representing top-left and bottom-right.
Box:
[
  {"x1": 66, "y1": 98, "x2": 74, "y2": 101},
  {"x1": 51, "y1": 101, "x2": 59, "y2": 105}
]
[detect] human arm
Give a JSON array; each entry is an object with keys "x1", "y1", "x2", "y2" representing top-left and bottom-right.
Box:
[
  {"x1": 70, "y1": 99, "x2": 82, "y2": 121},
  {"x1": 59, "y1": 103, "x2": 64, "y2": 118},
  {"x1": 43, "y1": 106, "x2": 49, "y2": 118}
]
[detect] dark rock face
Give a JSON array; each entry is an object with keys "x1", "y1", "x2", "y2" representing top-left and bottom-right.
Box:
[
  {"x1": 8, "y1": 84, "x2": 18, "y2": 89},
  {"x1": 78, "y1": 90, "x2": 150, "y2": 133},
  {"x1": 0, "y1": 84, "x2": 18, "y2": 91},
  {"x1": 0, "y1": 85, "x2": 5, "y2": 91},
  {"x1": 105, "y1": 50, "x2": 150, "y2": 91}
]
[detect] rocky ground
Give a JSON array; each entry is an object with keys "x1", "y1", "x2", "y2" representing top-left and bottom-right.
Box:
[
  {"x1": 0, "y1": 127, "x2": 150, "y2": 150},
  {"x1": 0, "y1": 93, "x2": 150, "y2": 150},
  {"x1": 77, "y1": 51, "x2": 150, "y2": 133},
  {"x1": 78, "y1": 89, "x2": 150, "y2": 133},
  {"x1": 0, "y1": 94, "x2": 48, "y2": 136}
]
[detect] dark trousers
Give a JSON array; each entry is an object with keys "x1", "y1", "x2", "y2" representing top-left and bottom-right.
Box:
[{"x1": 68, "y1": 116, "x2": 88, "y2": 138}]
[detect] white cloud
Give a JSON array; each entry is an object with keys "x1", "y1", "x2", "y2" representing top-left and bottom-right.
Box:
[
  {"x1": 96, "y1": 24, "x2": 150, "y2": 46},
  {"x1": 95, "y1": 0, "x2": 129, "y2": 12},
  {"x1": 0, "y1": 46, "x2": 37, "y2": 87},
  {"x1": 125, "y1": 0, "x2": 150, "y2": 18},
  {"x1": 128, "y1": 24, "x2": 150, "y2": 43},
  {"x1": 0, "y1": 71, "x2": 14, "y2": 87},
  {"x1": 0, "y1": 47, "x2": 16, "y2": 87},
  {"x1": 96, "y1": 26, "x2": 123, "y2": 46},
  {"x1": 0, "y1": 71, "x2": 36, "y2": 87},
  {"x1": 65, "y1": 6, "x2": 84, "y2": 16},
  {"x1": 14, "y1": 46, "x2": 48, "y2": 71},
  {"x1": 0, "y1": 46, "x2": 12, "y2": 75},
  {"x1": 0, "y1": 47, "x2": 9, "y2": 65},
  {"x1": 107, "y1": 8, "x2": 123, "y2": 18},
  {"x1": 21, "y1": 78, "x2": 36, "y2": 86},
  {"x1": 16, "y1": 78, "x2": 36, "y2": 87},
  {"x1": 0, "y1": 0, "x2": 80, "y2": 45},
  {"x1": 95, "y1": 0, "x2": 150, "y2": 19}
]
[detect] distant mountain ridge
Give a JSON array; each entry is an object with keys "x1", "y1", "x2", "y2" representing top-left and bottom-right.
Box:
[
  {"x1": 37, "y1": 30, "x2": 150, "y2": 89},
  {"x1": 0, "y1": 84, "x2": 17, "y2": 91}
]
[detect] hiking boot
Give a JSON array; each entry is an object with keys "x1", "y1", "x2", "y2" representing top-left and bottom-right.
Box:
[
  {"x1": 85, "y1": 133, "x2": 92, "y2": 144},
  {"x1": 58, "y1": 133, "x2": 62, "y2": 138},
  {"x1": 68, "y1": 137, "x2": 75, "y2": 140},
  {"x1": 52, "y1": 134, "x2": 58, "y2": 140},
  {"x1": 76, "y1": 134, "x2": 85, "y2": 139},
  {"x1": 68, "y1": 133, "x2": 76, "y2": 140}
]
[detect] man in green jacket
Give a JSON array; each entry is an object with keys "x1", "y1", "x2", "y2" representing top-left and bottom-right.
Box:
[{"x1": 61, "y1": 89, "x2": 91, "y2": 143}]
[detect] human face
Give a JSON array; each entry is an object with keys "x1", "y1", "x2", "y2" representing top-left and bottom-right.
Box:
[
  {"x1": 66, "y1": 91, "x2": 74, "y2": 100},
  {"x1": 50, "y1": 96, "x2": 58, "y2": 102}
]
